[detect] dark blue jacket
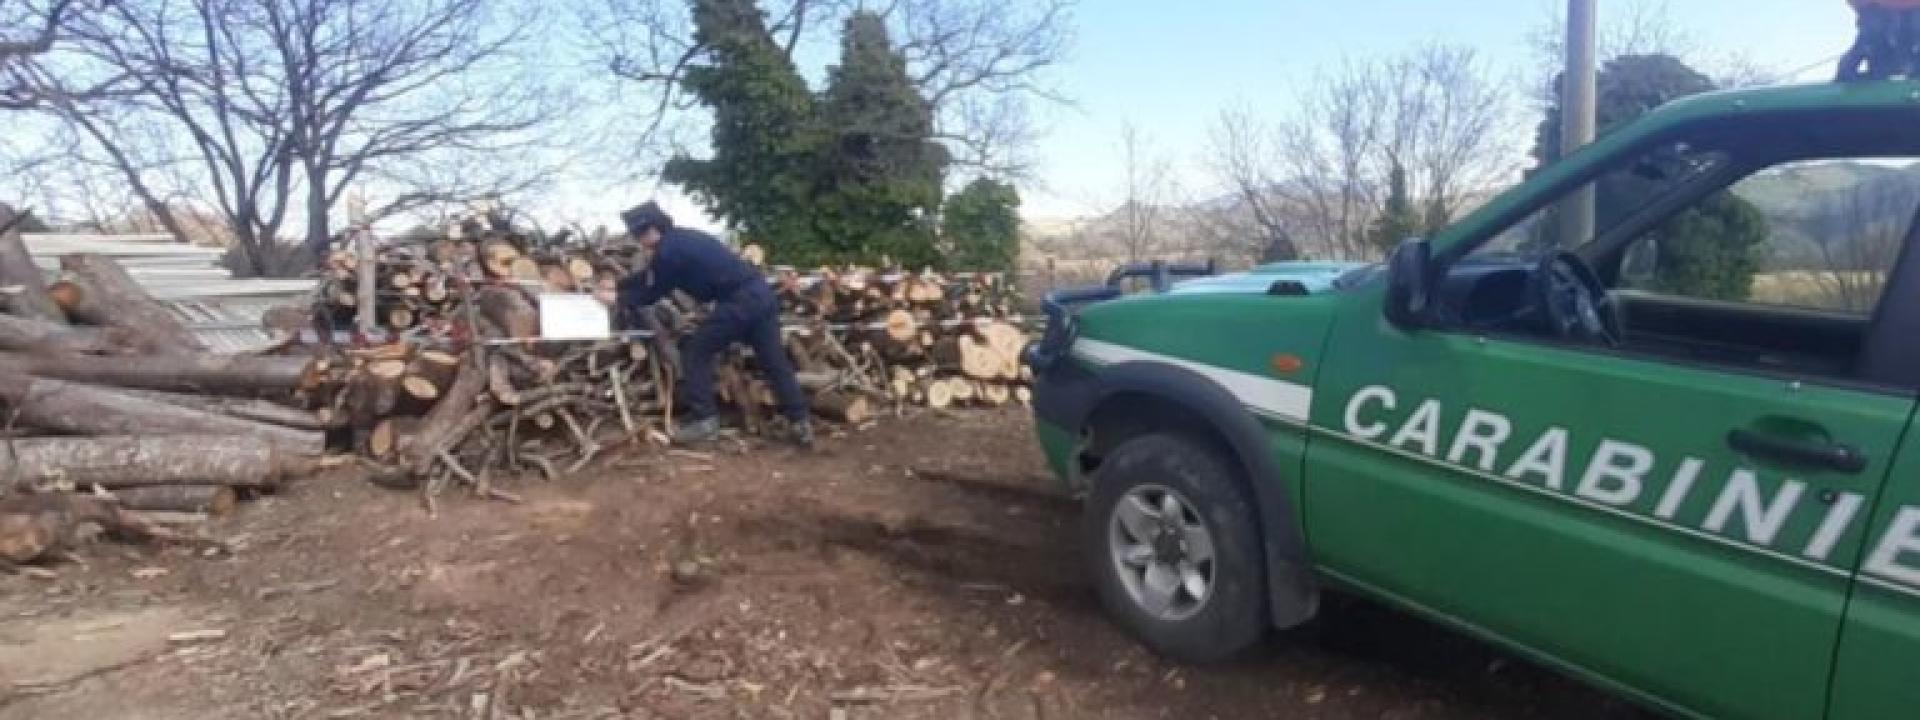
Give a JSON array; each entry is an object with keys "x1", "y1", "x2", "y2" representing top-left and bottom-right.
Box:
[{"x1": 617, "y1": 227, "x2": 762, "y2": 311}]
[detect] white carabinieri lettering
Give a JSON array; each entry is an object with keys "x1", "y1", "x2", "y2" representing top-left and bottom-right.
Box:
[{"x1": 1331, "y1": 386, "x2": 1920, "y2": 596}]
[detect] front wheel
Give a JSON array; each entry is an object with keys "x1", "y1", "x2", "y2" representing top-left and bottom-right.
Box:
[{"x1": 1085, "y1": 432, "x2": 1267, "y2": 663}]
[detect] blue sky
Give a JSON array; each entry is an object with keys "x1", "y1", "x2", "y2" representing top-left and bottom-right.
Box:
[
  {"x1": 1017, "y1": 0, "x2": 1856, "y2": 217},
  {"x1": 552, "y1": 1, "x2": 1859, "y2": 232}
]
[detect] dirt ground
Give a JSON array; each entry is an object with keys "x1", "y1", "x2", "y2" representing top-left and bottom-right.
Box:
[{"x1": 0, "y1": 410, "x2": 1651, "y2": 719}]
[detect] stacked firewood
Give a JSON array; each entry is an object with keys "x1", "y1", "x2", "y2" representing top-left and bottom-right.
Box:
[
  {"x1": 776, "y1": 269, "x2": 1031, "y2": 410},
  {"x1": 317, "y1": 224, "x2": 642, "y2": 333}
]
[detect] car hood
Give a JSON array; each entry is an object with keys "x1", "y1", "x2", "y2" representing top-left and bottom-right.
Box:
[{"x1": 1168, "y1": 262, "x2": 1370, "y2": 296}]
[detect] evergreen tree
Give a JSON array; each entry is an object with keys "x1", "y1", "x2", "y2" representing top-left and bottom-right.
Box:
[
  {"x1": 664, "y1": 0, "x2": 824, "y2": 260},
  {"x1": 812, "y1": 12, "x2": 948, "y2": 268},
  {"x1": 1535, "y1": 54, "x2": 1765, "y2": 300},
  {"x1": 1368, "y1": 159, "x2": 1422, "y2": 255},
  {"x1": 942, "y1": 177, "x2": 1021, "y2": 272}
]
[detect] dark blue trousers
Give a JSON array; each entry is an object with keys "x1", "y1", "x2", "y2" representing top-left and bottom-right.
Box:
[{"x1": 682, "y1": 284, "x2": 809, "y2": 422}]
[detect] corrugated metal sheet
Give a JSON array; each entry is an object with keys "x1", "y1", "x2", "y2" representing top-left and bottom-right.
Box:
[{"x1": 21, "y1": 233, "x2": 315, "y2": 354}]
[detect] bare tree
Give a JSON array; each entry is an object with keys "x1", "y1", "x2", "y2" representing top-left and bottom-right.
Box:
[
  {"x1": 1272, "y1": 59, "x2": 1391, "y2": 261},
  {"x1": 1389, "y1": 46, "x2": 1515, "y2": 231},
  {"x1": 37, "y1": 0, "x2": 557, "y2": 275},
  {"x1": 1205, "y1": 44, "x2": 1517, "y2": 262},
  {"x1": 1110, "y1": 122, "x2": 1170, "y2": 264},
  {"x1": 1204, "y1": 107, "x2": 1299, "y2": 263},
  {"x1": 582, "y1": 0, "x2": 1072, "y2": 178},
  {"x1": 0, "y1": 0, "x2": 116, "y2": 109},
  {"x1": 1799, "y1": 173, "x2": 1920, "y2": 312},
  {"x1": 0, "y1": 0, "x2": 71, "y2": 60}
]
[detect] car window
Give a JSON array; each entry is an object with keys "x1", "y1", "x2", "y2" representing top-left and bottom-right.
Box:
[
  {"x1": 1620, "y1": 158, "x2": 1920, "y2": 316},
  {"x1": 1471, "y1": 141, "x2": 1731, "y2": 261}
]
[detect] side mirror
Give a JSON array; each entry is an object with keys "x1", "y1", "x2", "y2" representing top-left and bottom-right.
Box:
[
  {"x1": 1384, "y1": 238, "x2": 1434, "y2": 330},
  {"x1": 1267, "y1": 279, "x2": 1310, "y2": 297}
]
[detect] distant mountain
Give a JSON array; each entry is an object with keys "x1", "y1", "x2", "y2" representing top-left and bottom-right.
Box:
[{"x1": 1734, "y1": 160, "x2": 1920, "y2": 270}]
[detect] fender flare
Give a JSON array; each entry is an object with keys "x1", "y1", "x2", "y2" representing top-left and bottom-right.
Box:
[{"x1": 1077, "y1": 360, "x2": 1320, "y2": 629}]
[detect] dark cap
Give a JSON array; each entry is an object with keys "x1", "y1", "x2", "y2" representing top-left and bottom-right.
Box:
[{"x1": 621, "y1": 202, "x2": 674, "y2": 235}]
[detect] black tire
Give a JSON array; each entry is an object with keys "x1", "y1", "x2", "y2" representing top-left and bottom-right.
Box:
[{"x1": 1085, "y1": 432, "x2": 1267, "y2": 663}]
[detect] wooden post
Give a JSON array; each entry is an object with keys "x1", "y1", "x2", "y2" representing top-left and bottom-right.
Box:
[{"x1": 356, "y1": 228, "x2": 377, "y2": 335}]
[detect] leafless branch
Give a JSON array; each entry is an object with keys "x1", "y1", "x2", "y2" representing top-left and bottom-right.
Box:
[{"x1": 33, "y1": 0, "x2": 559, "y2": 276}]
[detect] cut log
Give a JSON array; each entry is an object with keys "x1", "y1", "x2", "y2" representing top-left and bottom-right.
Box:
[
  {"x1": 486, "y1": 353, "x2": 520, "y2": 405},
  {"x1": 413, "y1": 349, "x2": 461, "y2": 387},
  {"x1": 402, "y1": 376, "x2": 440, "y2": 402},
  {"x1": 0, "y1": 351, "x2": 314, "y2": 395},
  {"x1": 882, "y1": 309, "x2": 917, "y2": 345},
  {"x1": 343, "y1": 367, "x2": 401, "y2": 426},
  {"x1": 472, "y1": 285, "x2": 539, "y2": 341},
  {"x1": 404, "y1": 355, "x2": 489, "y2": 476},
  {"x1": 45, "y1": 280, "x2": 81, "y2": 312},
  {"x1": 981, "y1": 382, "x2": 1012, "y2": 406},
  {"x1": 539, "y1": 263, "x2": 576, "y2": 292},
  {"x1": 0, "y1": 313, "x2": 139, "y2": 355},
  {"x1": 0, "y1": 373, "x2": 323, "y2": 453},
  {"x1": 60, "y1": 253, "x2": 204, "y2": 354},
  {"x1": 0, "y1": 206, "x2": 65, "y2": 323},
  {"x1": 811, "y1": 390, "x2": 872, "y2": 424},
  {"x1": 367, "y1": 416, "x2": 422, "y2": 461},
  {"x1": 482, "y1": 240, "x2": 521, "y2": 279},
  {"x1": 0, "y1": 435, "x2": 308, "y2": 492},
  {"x1": 924, "y1": 378, "x2": 954, "y2": 409},
  {"x1": 366, "y1": 358, "x2": 408, "y2": 380},
  {"x1": 957, "y1": 336, "x2": 1002, "y2": 380},
  {"x1": 1014, "y1": 386, "x2": 1032, "y2": 406},
  {"x1": 567, "y1": 257, "x2": 597, "y2": 285},
  {"x1": 0, "y1": 494, "x2": 152, "y2": 564},
  {"x1": 946, "y1": 376, "x2": 978, "y2": 403},
  {"x1": 111, "y1": 486, "x2": 238, "y2": 516},
  {"x1": 387, "y1": 304, "x2": 417, "y2": 329},
  {"x1": 509, "y1": 257, "x2": 543, "y2": 285},
  {"x1": 107, "y1": 386, "x2": 340, "y2": 431}
]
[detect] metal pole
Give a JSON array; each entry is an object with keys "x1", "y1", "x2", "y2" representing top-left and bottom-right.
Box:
[{"x1": 1559, "y1": 0, "x2": 1598, "y2": 248}]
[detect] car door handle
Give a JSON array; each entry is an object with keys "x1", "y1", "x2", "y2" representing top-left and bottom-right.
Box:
[{"x1": 1725, "y1": 428, "x2": 1867, "y2": 474}]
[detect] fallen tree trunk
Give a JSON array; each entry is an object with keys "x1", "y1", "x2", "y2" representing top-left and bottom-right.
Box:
[
  {"x1": 59, "y1": 253, "x2": 204, "y2": 354},
  {"x1": 0, "y1": 435, "x2": 312, "y2": 492},
  {"x1": 0, "y1": 372, "x2": 324, "y2": 453},
  {"x1": 111, "y1": 486, "x2": 238, "y2": 516},
  {"x1": 0, "y1": 351, "x2": 313, "y2": 396},
  {"x1": 0, "y1": 313, "x2": 139, "y2": 355},
  {"x1": 0, "y1": 207, "x2": 65, "y2": 324},
  {"x1": 107, "y1": 387, "x2": 338, "y2": 431}
]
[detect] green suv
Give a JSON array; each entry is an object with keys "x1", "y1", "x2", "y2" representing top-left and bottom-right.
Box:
[{"x1": 1027, "y1": 80, "x2": 1920, "y2": 720}]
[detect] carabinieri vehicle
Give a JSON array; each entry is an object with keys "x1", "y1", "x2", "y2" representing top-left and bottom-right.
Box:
[{"x1": 1026, "y1": 79, "x2": 1920, "y2": 720}]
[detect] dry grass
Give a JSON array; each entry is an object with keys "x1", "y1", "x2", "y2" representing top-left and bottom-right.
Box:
[{"x1": 1750, "y1": 271, "x2": 1885, "y2": 313}]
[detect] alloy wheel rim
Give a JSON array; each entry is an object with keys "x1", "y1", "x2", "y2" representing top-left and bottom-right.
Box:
[{"x1": 1108, "y1": 484, "x2": 1215, "y2": 622}]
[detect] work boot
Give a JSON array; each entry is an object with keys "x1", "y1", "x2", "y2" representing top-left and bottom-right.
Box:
[
  {"x1": 775, "y1": 417, "x2": 815, "y2": 449},
  {"x1": 673, "y1": 415, "x2": 720, "y2": 444}
]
